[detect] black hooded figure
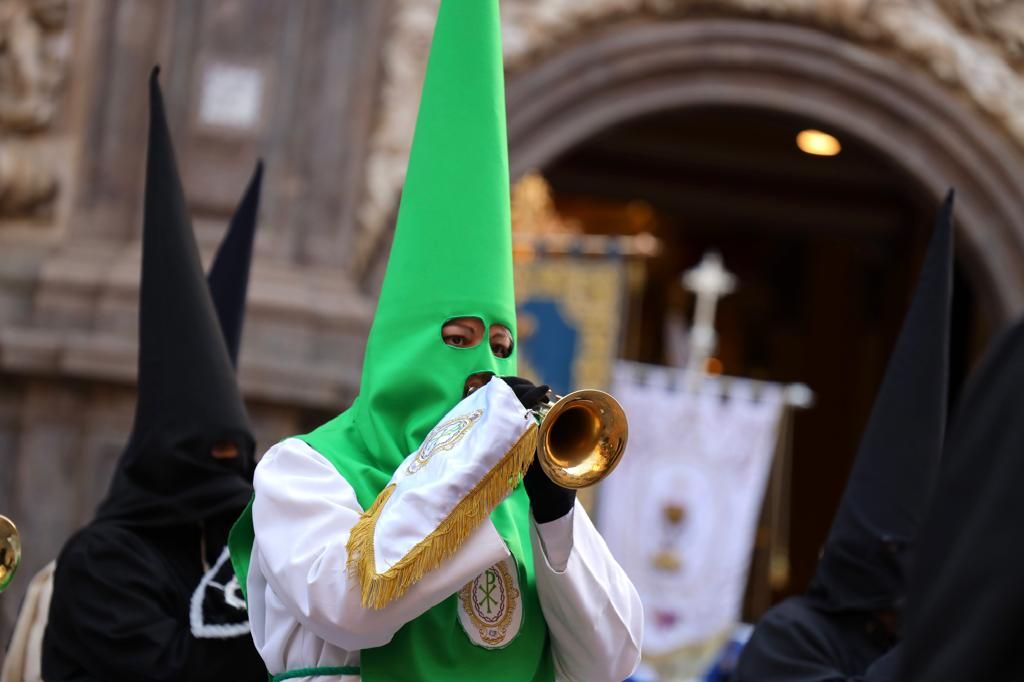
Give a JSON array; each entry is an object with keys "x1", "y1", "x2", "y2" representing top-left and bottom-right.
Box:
[
  {"x1": 41, "y1": 70, "x2": 267, "y2": 682},
  {"x1": 208, "y1": 160, "x2": 262, "y2": 368},
  {"x1": 734, "y1": 191, "x2": 955, "y2": 682},
  {"x1": 897, "y1": 316, "x2": 1024, "y2": 680}
]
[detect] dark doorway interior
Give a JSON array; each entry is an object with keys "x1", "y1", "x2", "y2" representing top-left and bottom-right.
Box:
[{"x1": 539, "y1": 105, "x2": 990, "y2": 611}]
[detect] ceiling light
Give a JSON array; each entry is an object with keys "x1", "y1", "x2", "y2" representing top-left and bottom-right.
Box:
[{"x1": 796, "y1": 129, "x2": 841, "y2": 157}]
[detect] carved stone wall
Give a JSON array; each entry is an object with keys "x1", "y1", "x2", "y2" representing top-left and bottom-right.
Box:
[
  {"x1": 1, "y1": 0, "x2": 390, "y2": 405},
  {"x1": 0, "y1": 0, "x2": 390, "y2": 647},
  {"x1": 0, "y1": 0, "x2": 71, "y2": 225},
  {"x1": 356, "y1": 0, "x2": 1024, "y2": 312}
]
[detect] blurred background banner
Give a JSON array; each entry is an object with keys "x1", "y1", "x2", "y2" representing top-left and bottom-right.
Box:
[
  {"x1": 600, "y1": 363, "x2": 786, "y2": 678},
  {"x1": 514, "y1": 257, "x2": 626, "y2": 395},
  {"x1": 511, "y1": 173, "x2": 653, "y2": 395}
]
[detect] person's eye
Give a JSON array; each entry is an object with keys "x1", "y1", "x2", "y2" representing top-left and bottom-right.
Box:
[
  {"x1": 445, "y1": 334, "x2": 468, "y2": 347},
  {"x1": 491, "y1": 341, "x2": 512, "y2": 358}
]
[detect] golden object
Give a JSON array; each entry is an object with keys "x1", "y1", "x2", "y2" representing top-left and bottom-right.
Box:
[
  {"x1": 652, "y1": 550, "x2": 683, "y2": 572},
  {"x1": 0, "y1": 515, "x2": 21, "y2": 593},
  {"x1": 663, "y1": 503, "x2": 686, "y2": 525},
  {"x1": 510, "y1": 173, "x2": 659, "y2": 261},
  {"x1": 534, "y1": 389, "x2": 628, "y2": 489},
  {"x1": 511, "y1": 173, "x2": 581, "y2": 238}
]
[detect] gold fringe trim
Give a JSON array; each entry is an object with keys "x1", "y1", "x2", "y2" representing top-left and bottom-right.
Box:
[{"x1": 347, "y1": 424, "x2": 538, "y2": 610}]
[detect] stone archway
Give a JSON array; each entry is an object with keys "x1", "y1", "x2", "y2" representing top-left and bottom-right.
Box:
[
  {"x1": 496, "y1": 15, "x2": 1024, "y2": 599},
  {"x1": 358, "y1": 2, "x2": 1024, "y2": 324},
  {"x1": 504, "y1": 18, "x2": 1024, "y2": 324}
]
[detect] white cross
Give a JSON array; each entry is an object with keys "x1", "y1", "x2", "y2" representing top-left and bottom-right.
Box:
[{"x1": 682, "y1": 251, "x2": 736, "y2": 382}]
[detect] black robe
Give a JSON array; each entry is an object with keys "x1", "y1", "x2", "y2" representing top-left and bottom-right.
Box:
[
  {"x1": 733, "y1": 596, "x2": 900, "y2": 682},
  {"x1": 735, "y1": 193, "x2": 954, "y2": 682},
  {"x1": 41, "y1": 69, "x2": 265, "y2": 681},
  {"x1": 899, "y1": 318, "x2": 1024, "y2": 680},
  {"x1": 43, "y1": 522, "x2": 266, "y2": 682}
]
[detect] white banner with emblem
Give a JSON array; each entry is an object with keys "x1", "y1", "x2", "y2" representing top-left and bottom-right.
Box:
[{"x1": 598, "y1": 362, "x2": 785, "y2": 659}]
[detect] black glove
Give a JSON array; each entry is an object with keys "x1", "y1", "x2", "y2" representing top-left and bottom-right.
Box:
[
  {"x1": 524, "y1": 456, "x2": 576, "y2": 524},
  {"x1": 499, "y1": 376, "x2": 576, "y2": 523},
  {"x1": 500, "y1": 376, "x2": 551, "y2": 411}
]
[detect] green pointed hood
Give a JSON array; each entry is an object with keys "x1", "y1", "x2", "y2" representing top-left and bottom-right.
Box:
[
  {"x1": 353, "y1": 0, "x2": 517, "y2": 477},
  {"x1": 230, "y1": 18, "x2": 554, "y2": 678}
]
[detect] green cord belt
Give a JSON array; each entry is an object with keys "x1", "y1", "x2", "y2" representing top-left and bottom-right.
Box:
[{"x1": 271, "y1": 665, "x2": 361, "y2": 681}]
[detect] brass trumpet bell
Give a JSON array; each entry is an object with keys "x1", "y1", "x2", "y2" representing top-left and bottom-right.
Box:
[
  {"x1": 0, "y1": 515, "x2": 20, "y2": 593},
  {"x1": 535, "y1": 389, "x2": 628, "y2": 489}
]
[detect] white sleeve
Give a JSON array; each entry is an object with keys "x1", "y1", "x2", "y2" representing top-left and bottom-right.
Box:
[
  {"x1": 251, "y1": 438, "x2": 510, "y2": 652},
  {"x1": 531, "y1": 500, "x2": 644, "y2": 682}
]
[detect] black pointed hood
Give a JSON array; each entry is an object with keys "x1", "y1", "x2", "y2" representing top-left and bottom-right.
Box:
[
  {"x1": 811, "y1": 191, "x2": 955, "y2": 612},
  {"x1": 208, "y1": 162, "x2": 262, "y2": 367},
  {"x1": 900, "y1": 317, "x2": 1024, "y2": 680},
  {"x1": 95, "y1": 68, "x2": 254, "y2": 527}
]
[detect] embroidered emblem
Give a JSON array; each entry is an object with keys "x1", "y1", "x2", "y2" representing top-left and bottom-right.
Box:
[
  {"x1": 457, "y1": 557, "x2": 522, "y2": 649},
  {"x1": 407, "y1": 409, "x2": 483, "y2": 474},
  {"x1": 190, "y1": 546, "x2": 250, "y2": 639}
]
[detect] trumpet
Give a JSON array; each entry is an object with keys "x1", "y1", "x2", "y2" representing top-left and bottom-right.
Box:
[
  {"x1": 0, "y1": 515, "x2": 20, "y2": 593},
  {"x1": 533, "y1": 390, "x2": 628, "y2": 489}
]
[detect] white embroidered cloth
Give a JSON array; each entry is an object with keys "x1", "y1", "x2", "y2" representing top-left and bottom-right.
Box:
[{"x1": 372, "y1": 378, "x2": 533, "y2": 576}]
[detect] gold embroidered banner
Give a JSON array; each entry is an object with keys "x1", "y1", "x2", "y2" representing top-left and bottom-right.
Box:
[{"x1": 513, "y1": 256, "x2": 626, "y2": 395}]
